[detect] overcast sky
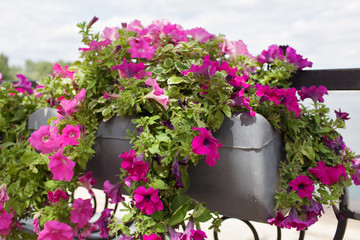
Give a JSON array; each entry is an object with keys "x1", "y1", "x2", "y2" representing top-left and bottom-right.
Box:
[{"x1": 1, "y1": 0, "x2": 359, "y2": 69}]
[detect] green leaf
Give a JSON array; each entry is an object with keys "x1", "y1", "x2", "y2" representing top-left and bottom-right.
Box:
[
  {"x1": 170, "y1": 194, "x2": 189, "y2": 213},
  {"x1": 122, "y1": 212, "x2": 134, "y2": 223},
  {"x1": 151, "y1": 178, "x2": 168, "y2": 190},
  {"x1": 21, "y1": 150, "x2": 47, "y2": 165},
  {"x1": 301, "y1": 146, "x2": 316, "y2": 161},
  {"x1": 164, "y1": 58, "x2": 173, "y2": 69},
  {"x1": 169, "y1": 201, "x2": 190, "y2": 226},
  {"x1": 154, "y1": 223, "x2": 168, "y2": 233},
  {"x1": 167, "y1": 76, "x2": 184, "y2": 85},
  {"x1": 222, "y1": 105, "x2": 232, "y2": 118},
  {"x1": 319, "y1": 127, "x2": 332, "y2": 133}
]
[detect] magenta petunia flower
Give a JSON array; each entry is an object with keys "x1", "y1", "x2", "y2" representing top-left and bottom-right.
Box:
[
  {"x1": 278, "y1": 87, "x2": 302, "y2": 117},
  {"x1": 267, "y1": 210, "x2": 286, "y2": 228},
  {"x1": 182, "y1": 55, "x2": 220, "y2": 80},
  {"x1": 281, "y1": 207, "x2": 313, "y2": 231},
  {"x1": 145, "y1": 78, "x2": 165, "y2": 96},
  {"x1": 47, "y1": 189, "x2": 68, "y2": 204},
  {"x1": 230, "y1": 89, "x2": 256, "y2": 117},
  {"x1": 79, "y1": 38, "x2": 112, "y2": 52},
  {"x1": 28, "y1": 125, "x2": 60, "y2": 154},
  {"x1": 70, "y1": 198, "x2": 94, "y2": 228},
  {"x1": 112, "y1": 59, "x2": 152, "y2": 79},
  {"x1": 351, "y1": 159, "x2": 360, "y2": 185},
  {"x1": 257, "y1": 44, "x2": 285, "y2": 64},
  {"x1": 37, "y1": 220, "x2": 73, "y2": 240},
  {"x1": 120, "y1": 150, "x2": 149, "y2": 183},
  {"x1": 192, "y1": 127, "x2": 222, "y2": 167},
  {"x1": 53, "y1": 63, "x2": 75, "y2": 79},
  {"x1": 0, "y1": 204, "x2": 13, "y2": 238},
  {"x1": 128, "y1": 37, "x2": 157, "y2": 60},
  {"x1": 143, "y1": 233, "x2": 162, "y2": 240},
  {"x1": 13, "y1": 74, "x2": 33, "y2": 95},
  {"x1": 0, "y1": 184, "x2": 9, "y2": 203},
  {"x1": 335, "y1": 109, "x2": 350, "y2": 121},
  {"x1": 48, "y1": 148, "x2": 76, "y2": 182},
  {"x1": 288, "y1": 175, "x2": 314, "y2": 199},
  {"x1": 59, "y1": 124, "x2": 81, "y2": 147},
  {"x1": 79, "y1": 172, "x2": 96, "y2": 197},
  {"x1": 0, "y1": 72, "x2": 2, "y2": 82},
  {"x1": 134, "y1": 186, "x2": 164, "y2": 215},
  {"x1": 190, "y1": 229, "x2": 207, "y2": 240},
  {"x1": 103, "y1": 180, "x2": 125, "y2": 204},
  {"x1": 298, "y1": 85, "x2": 328, "y2": 103},
  {"x1": 33, "y1": 217, "x2": 40, "y2": 234},
  {"x1": 309, "y1": 161, "x2": 347, "y2": 185},
  {"x1": 186, "y1": 27, "x2": 215, "y2": 43},
  {"x1": 95, "y1": 208, "x2": 113, "y2": 238},
  {"x1": 60, "y1": 88, "x2": 87, "y2": 115},
  {"x1": 255, "y1": 85, "x2": 281, "y2": 105},
  {"x1": 168, "y1": 219, "x2": 207, "y2": 240},
  {"x1": 285, "y1": 46, "x2": 313, "y2": 70}
]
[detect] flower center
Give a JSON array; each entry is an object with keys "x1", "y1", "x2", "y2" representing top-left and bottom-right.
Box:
[
  {"x1": 203, "y1": 138, "x2": 210, "y2": 147},
  {"x1": 42, "y1": 135, "x2": 50, "y2": 143},
  {"x1": 298, "y1": 183, "x2": 305, "y2": 189}
]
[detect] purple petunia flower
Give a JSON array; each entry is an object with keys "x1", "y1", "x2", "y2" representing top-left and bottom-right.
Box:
[
  {"x1": 298, "y1": 85, "x2": 328, "y2": 103},
  {"x1": 95, "y1": 208, "x2": 113, "y2": 238},
  {"x1": 182, "y1": 55, "x2": 220, "y2": 80},
  {"x1": 335, "y1": 109, "x2": 350, "y2": 121},
  {"x1": 13, "y1": 74, "x2": 33, "y2": 95},
  {"x1": 112, "y1": 59, "x2": 152, "y2": 79},
  {"x1": 288, "y1": 175, "x2": 314, "y2": 199},
  {"x1": 103, "y1": 180, "x2": 125, "y2": 204}
]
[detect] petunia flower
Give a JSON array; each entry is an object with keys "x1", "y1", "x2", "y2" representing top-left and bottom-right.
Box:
[
  {"x1": 48, "y1": 148, "x2": 76, "y2": 182},
  {"x1": 52, "y1": 63, "x2": 75, "y2": 79},
  {"x1": 0, "y1": 72, "x2": 2, "y2": 82},
  {"x1": 182, "y1": 55, "x2": 220, "y2": 80},
  {"x1": 79, "y1": 38, "x2": 112, "y2": 52},
  {"x1": 28, "y1": 125, "x2": 60, "y2": 154},
  {"x1": 186, "y1": 27, "x2": 215, "y2": 43},
  {"x1": 298, "y1": 85, "x2": 328, "y2": 103},
  {"x1": 102, "y1": 27, "x2": 119, "y2": 41},
  {"x1": 134, "y1": 186, "x2": 164, "y2": 215},
  {"x1": 59, "y1": 88, "x2": 86, "y2": 115},
  {"x1": 285, "y1": 46, "x2": 313, "y2": 70},
  {"x1": 79, "y1": 172, "x2": 96, "y2": 197},
  {"x1": 192, "y1": 127, "x2": 222, "y2": 167},
  {"x1": 70, "y1": 198, "x2": 94, "y2": 228},
  {"x1": 168, "y1": 219, "x2": 207, "y2": 240},
  {"x1": 119, "y1": 234, "x2": 132, "y2": 240},
  {"x1": 288, "y1": 175, "x2": 314, "y2": 199},
  {"x1": 230, "y1": 88, "x2": 256, "y2": 117},
  {"x1": 220, "y1": 39, "x2": 253, "y2": 60},
  {"x1": 59, "y1": 124, "x2": 81, "y2": 147},
  {"x1": 172, "y1": 156, "x2": 184, "y2": 189},
  {"x1": 278, "y1": 87, "x2": 302, "y2": 117},
  {"x1": 13, "y1": 74, "x2": 33, "y2": 95},
  {"x1": 128, "y1": 37, "x2": 157, "y2": 60},
  {"x1": 335, "y1": 109, "x2": 350, "y2": 121},
  {"x1": 257, "y1": 44, "x2": 285, "y2": 64},
  {"x1": 267, "y1": 210, "x2": 286, "y2": 228},
  {"x1": 309, "y1": 161, "x2": 347, "y2": 185},
  {"x1": 322, "y1": 135, "x2": 346, "y2": 155},
  {"x1": 103, "y1": 180, "x2": 125, "y2": 204},
  {"x1": 120, "y1": 150, "x2": 149, "y2": 184},
  {"x1": 47, "y1": 189, "x2": 68, "y2": 204},
  {"x1": 255, "y1": 85, "x2": 281, "y2": 105},
  {"x1": 95, "y1": 208, "x2": 113, "y2": 238},
  {"x1": 0, "y1": 204, "x2": 13, "y2": 238},
  {"x1": 144, "y1": 78, "x2": 170, "y2": 110},
  {"x1": 281, "y1": 207, "x2": 312, "y2": 231},
  {"x1": 143, "y1": 233, "x2": 162, "y2": 240},
  {"x1": 112, "y1": 59, "x2": 152, "y2": 79},
  {"x1": 37, "y1": 220, "x2": 73, "y2": 240}
]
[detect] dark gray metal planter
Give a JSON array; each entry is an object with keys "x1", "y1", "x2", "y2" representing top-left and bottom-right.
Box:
[
  {"x1": 28, "y1": 109, "x2": 283, "y2": 223},
  {"x1": 186, "y1": 112, "x2": 283, "y2": 223}
]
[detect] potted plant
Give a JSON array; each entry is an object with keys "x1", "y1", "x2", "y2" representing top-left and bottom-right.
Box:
[{"x1": 1, "y1": 17, "x2": 358, "y2": 239}]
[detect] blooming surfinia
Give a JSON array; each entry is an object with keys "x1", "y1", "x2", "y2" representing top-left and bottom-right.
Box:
[
  {"x1": 37, "y1": 220, "x2": 73, "y2": 240},
  {"x1": 134, "y1": 186, "x2": 164, "y2": 215},
  {"x1": 309, "y1": 161, "x2": 347, "y2": 185},
  {"x1": 79, "y1": 38, "x2": 112, "y2": 52},
  {"x1": 298, "y1": 85, "x2": 328, "y2": 103},
  {"x1": 112, "y1": 59, "x2": 152, "y2": 79},
  {"x1": 103, "y1": 180, "x2": 125, "y2": 204},
  {"x1": 96, "y1": 208, "x2": 113, "y2": 238},
  {"x1": 351, "y1": 159, "x2": 360, "y2": 185},
  {"x1": 322, "y1": 135, "x2": 346, "y2": 155},
  {"x1": 48, "y1": 148, "x2": 76, "y2": 182},
  {"x1": 230, "y1": 88, "x2": 256, "y2": 117},
  {"x1": 0, "y1": 184, "x2": 9, "y2": 203},
  {"x1": 288, "y1": 175, "x2": 314, "y2": 199},
  {"x1": 143, "y1": 233, "x2": 162, "y2": 240},
  {"x1": 70, "y1": 198, "x2": 94, "y2": 228},
  {"x1": 128, "y1": 37, "x2": 157, "y2": 60},
  {"x1": 168, "y1": 219, "x2": 207, "y2": 240},
  {"x1": 192, "y1": 127, "x2": 222, "y2": 167},
  {"x1": 144, "y1": 78, "x2": 170, "y2": 110},
  {"x1": 335, "y1": 109, "x2": 350, "y2": 121},
  {"x1": 285, "y1": 46, "x2": 313, "y2": 70},
  {"x1": 79, "y1": 172, "x2": 96, "y2": 197},
  {"x1": 60, "y1": 88, "x2": 86, "y2": 115},
  {"x1": 28, "y1": 125, "x2": 60, "y2": 154},
  {"x1": 47, "y1": 189, "x2": 68, "y2": 204},
  {"x1": 0, "y1": 204, "x2": 13, "y2": 238},
  {"x1": 220, "y1": 39, "x2": 253, "y2": 60},
  {"x1": 53, "y1": 63, "x2": 75, "y2": 79},
  {"x1": 59, "y1": 124, "x2": 81, "y2": 147},
  {"x1": 102, "y1": 27, "x2": 119, "y2": 41},
  {"x1": 186, "y1": 27, "x2": 215, "y2": 43},
  {"x1": 120, "y1": 150, "x2": 149, "y2": 185},
  {"x1": 13, "y1": 74, "x2": 33, "y2": 95},
  {"x1": 182, "y1": 55, "x2": 220, "y2": 80}
]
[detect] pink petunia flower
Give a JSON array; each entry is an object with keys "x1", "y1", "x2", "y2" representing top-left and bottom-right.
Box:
[
  {"x1": 112, "y1": 59, "x2": 152, "y2": 79},
  {"x1": 28, "y1": 125, "x2": 60, "y2": 154},
  {"x1": 168, "y1": 219, "x2": 207, "y2": 240},
  {"x1": 186, "y1": 27, "x2": 215, "y2": 43},
  {"x1": 47, "y1": 189, "x2": 68, "y2": 204},
  {"x1": 127, "y1": 37, "x2": 157, "y2": 60},
  {"x1": 192, "y1": 127, "x2": 222, "y2": 167},
  {"x1": 79, "y1": 172, "x2": 96, "y2": 197},
  {"x1": 37, "y1": 220, "x2": 73, "y2": 240},
  {"x1": 278, "y1": 87, "x2": 302, "y2": 117},
  {"x1": 309, "y1": 161, "x2": 347, "y2": 185},
  {"x1": 102, "y1": 27, "x2": 119, "y2": 41},
  {"x1": 0, "y1": 204, "x2": 13, "y2": 238},
  {"x1": 70, "y1": 198, "x2": 94, "y2": 228},
  {"x1": 13, "y1": 74, "x2": 33, "y2": 95},
  {"x1": 134, "y1": 186, "x2": 164, "y2": 215},
  {"x1": 143, "y1": 233, "x2": 162, "y2": 240},
  {"x1": 220, "y1": 39, "x2": 253, "y2": 60},
  {"x1": 59, "y1": 124, "x2": 81, "y2": 147},
  {"x1": 0, "y1": 72, "x2": 2, "y2": 82},
  {"x1": 79, "y1": 38, "x2": 112, "y2": 52},
  {"x1": 288, "y1": 175, "x2": 314, "y2": 199},
  {"x1": 103, "y1": 180, "x2": 125, "y2": 204},
  {"x1": 297, "y1": 85, "x2": 328, "y2": 103},
  {"x1": 48, "y1": 148, "x2": 76, "y2": 182},
  {"x1": 182, "y1": 55, "x2": 220, "y2": 80},
  {"x1": 33, "y1": 217, "x2": 40, "y2": 234},
  {"x1": 144, "y1": 78, "x2": 170, "y2": 110},
  {"x1": 120, "y1": 150, "x2": 149, "y2": 184},
  {"x1": 60, "y1": 88, "x2": 86, "y2": 115},
  {"x1": 230, "y1": 89, "x2": 256, "y2": 117},
  {"x1": 53, "y1": 63, "x2": 75, "y2": 79}
]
